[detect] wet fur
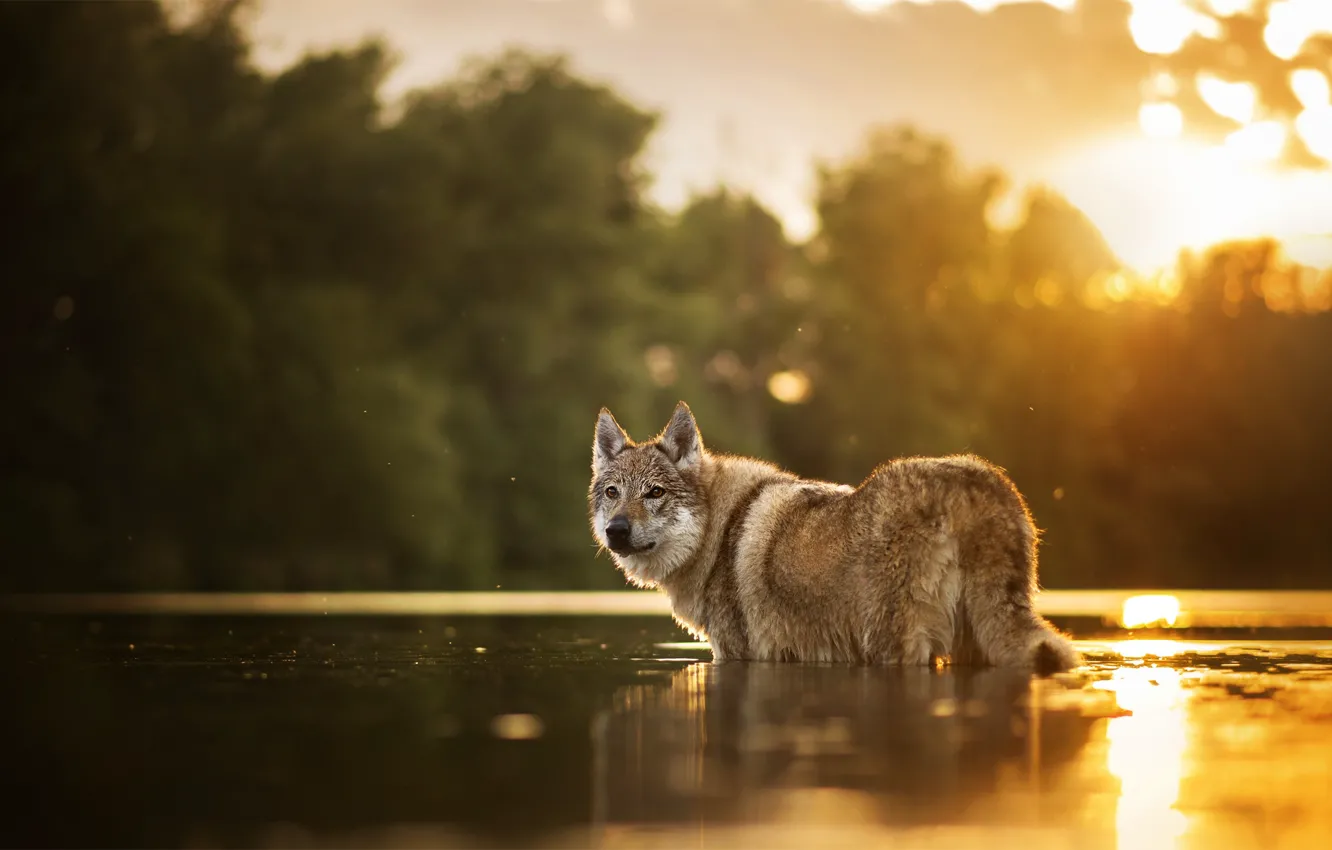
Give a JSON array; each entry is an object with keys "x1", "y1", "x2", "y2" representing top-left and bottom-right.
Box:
[{"x1": 588, "y1": 402, "x2": 1080, "y2": 674}]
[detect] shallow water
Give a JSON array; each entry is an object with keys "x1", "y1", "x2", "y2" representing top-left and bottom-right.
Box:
[{"x1": 3, "y1": 614, "x2": 1331, "y2": 849}]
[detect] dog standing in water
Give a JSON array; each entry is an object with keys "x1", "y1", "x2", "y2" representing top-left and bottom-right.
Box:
[{"x1": 587, "y1": 401, "x2": 1079, "y2": 674}]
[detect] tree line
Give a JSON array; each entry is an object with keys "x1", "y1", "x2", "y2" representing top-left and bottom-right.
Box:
[{"x1": 3, "y1": 1, "x2": 1329, "y2": 591}]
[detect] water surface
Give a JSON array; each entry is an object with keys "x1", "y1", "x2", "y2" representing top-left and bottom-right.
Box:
[{"x1": 3, "y1": 614, "x2": 1331, "y2": 849}]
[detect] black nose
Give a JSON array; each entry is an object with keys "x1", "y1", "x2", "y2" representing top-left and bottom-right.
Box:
[{"x1": 605, "y1": 515, "x2": 631, "y2": 548}]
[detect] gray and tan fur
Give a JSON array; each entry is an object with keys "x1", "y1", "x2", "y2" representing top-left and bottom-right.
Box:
[{"x1": 588, "y1": 401, "x2": 1080, "y2": 674}]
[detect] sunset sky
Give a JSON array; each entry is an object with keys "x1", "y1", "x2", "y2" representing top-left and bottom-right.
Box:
[{"x1": 247, "y1": 0, "x2": 1332, "y2": 272}]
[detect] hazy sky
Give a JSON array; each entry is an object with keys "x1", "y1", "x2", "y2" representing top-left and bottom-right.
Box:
[{"x1": 246, "y1": 0, "x2": 1332, "y2": 271}]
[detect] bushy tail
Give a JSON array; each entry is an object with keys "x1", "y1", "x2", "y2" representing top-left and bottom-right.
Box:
[
  {"x1": 960, "y1": 516, "x2": 1081, "y2": 675},
  {"x1": 1029, "y1": 622, "x2": 1081, "y2": 675}
]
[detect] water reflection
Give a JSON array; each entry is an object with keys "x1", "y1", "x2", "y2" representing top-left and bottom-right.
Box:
[
  {"x1": 593, "y1": 662, "x2": 1104, "y2": 843},
  {"x1": 1094, "y1": 666, "x2": 1190, "y2": 850},
  {"x1": 4, "y1": 617, "x2": 1332, "y2": 849},
  {"x1": 589, "y1": 640, "x2": 1332, "y2": 849},
  {"x1": 1120, "y1": 594, "x2": 1182, "y2": 628}
]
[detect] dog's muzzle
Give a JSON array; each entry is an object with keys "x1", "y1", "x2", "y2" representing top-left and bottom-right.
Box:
[
  {"x1": 605, "y1": 515, "x2": 632, "y2": 552},
  {"x1": 605, "y1": 515, "x2": 656, "y2": 555}
]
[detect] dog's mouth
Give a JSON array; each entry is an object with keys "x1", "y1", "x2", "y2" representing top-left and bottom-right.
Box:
[{"x1": 608, "y1": 541, "x2": 656, "y2": 556}]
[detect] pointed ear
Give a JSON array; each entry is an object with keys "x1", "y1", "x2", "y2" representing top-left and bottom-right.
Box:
[
  {"x1": 658, "y1": 401, "x2": 703, "y2": 470},
  {"x1": 593, "y1": 408, "x2": 629, "y2": 474}
]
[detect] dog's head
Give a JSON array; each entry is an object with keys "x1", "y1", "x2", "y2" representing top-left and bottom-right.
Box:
[{"x1": 588, "y1": 401, "x2": 707, "y2": 587}]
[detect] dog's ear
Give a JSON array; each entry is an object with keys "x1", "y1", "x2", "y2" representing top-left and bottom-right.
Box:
[
  {"x1": 659, "y1": 401, "x2": 703, "y2": 471},
  {"x1": 593, "y1": 408, "x2": 629, "y2": 474}
]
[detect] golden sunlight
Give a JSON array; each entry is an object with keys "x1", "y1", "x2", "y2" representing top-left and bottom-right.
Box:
[
  {"x1": 1223, "y1": 120, "x2": 1287, "y2": 163},
  {"x1": 1112, "y1": 639, "x2": 1199, "y2": 658},
  {"x1": 1196, "y1": 74, "x2": 1257, "y2": 124},
  {"x1": 1296, "y1": 106, "x2": 1332, "y2": 162},
  {"x1": 1025, "y1": 2, "x2": 1332, "y2": 277},
  {"x1": 832, "y1": 0, "x2": 1332, "y2": 280},
  {"x1": 1048, "y1": 133, "x2": 1332, "y2": 274},
  {"x1": 1128, "y1": 0, "x2": 1218, "y2": 55},
  {"x1": 841, "y1": 0, "x2": 1075, "y2": 13},
  {"x1": 1121, "y1": 594, "x2": 1182, "y2": 628},
  {"x1": 986, "y1": 186, "x2": 1028, "y2": 231},
  {"x1": 1290, "y1": 69, "x2": 1331, "y2": 111},
  {"x1": 1095, "y1": 666, "x2": 1191, "y2": 850},
  {"x1": 1139, "y1": 102, "x2": 1184, "y2": 138},
  {"x1": 1264, "y1": 0, "x2": 1332, "y2": 61},
  {"x1": 1204, "y1": 0, "x2": 1256, "y2": 15}
]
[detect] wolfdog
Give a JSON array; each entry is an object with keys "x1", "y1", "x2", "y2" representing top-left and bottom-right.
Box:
[{"x1": 588, "y1": 401, "x2": 1080, "y2": 673}]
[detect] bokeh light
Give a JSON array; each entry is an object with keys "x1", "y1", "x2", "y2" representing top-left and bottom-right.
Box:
[
  {"x1": 1224, "y1": 120, "x2": 1288, "y2": 162},
  {"x1": 767, "y1": 370, "x2": 812, "y2": 404},
  {"x1": 1296, "y1": 106, "x2": 1332, "y2": 162},
  {"x1": 1290, "y1": 69, "x2": 1331, "y2": 111},
  {"x1": 1139, "y1": 102, "x2": 1184, "y2": 137},
  {"x1": 1204, "y1": 0, "x2": 1257, "y2": 15},
  {"x1": 1196, "y1": 74, "x2": 1258, "y2": 124},
  {"x1": 1128, "y1": 0, "x2": 1219, "y2": 55},
  {"x1": 1264, "y1": 0, "x2": 1332, "y2": 61}
]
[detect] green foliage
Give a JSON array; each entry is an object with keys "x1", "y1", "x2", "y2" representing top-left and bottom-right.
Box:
[{"x1": 2, "y1": 1, "x2": 1330, "y2": 591}]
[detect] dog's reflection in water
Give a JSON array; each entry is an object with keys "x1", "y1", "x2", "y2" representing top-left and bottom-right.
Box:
[{"x1": 593, "y1": 661, "x2": 1100, "y2": 829}]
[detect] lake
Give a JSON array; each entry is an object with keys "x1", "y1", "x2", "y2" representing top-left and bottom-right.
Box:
[{"x1": 3, "y1": 598, "x2": 1331, "y2": 848}]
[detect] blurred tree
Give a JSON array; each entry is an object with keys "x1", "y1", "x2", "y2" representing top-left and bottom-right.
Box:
[
  {"x1": 0, "y1": 4, "x2": 490, "y2": 589},
  {"x1": 1001, "y1": 187, "x2": 1121, "y2": 309},
  {"x1": 792, "y1": 127, "x2": 1003, "y2": 481},
  {"x1": 0, "y1": 1, "x2": 261, "y2": 587},
  {"x1": 2, "y1": 0, "x2": 1331, "y2": 593},
  {"x1": 639, "y1": 189, "x2": 808, "y2": 460},
  {"x1": 385, "y1": 51, "x2": 662, "y2": 587}
]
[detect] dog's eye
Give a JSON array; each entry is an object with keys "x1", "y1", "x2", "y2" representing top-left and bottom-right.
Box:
[
  {"x1": 645, "y1": 486, "x2": 665, "y2": 499},
  {"x1": 604, "y1": 486, "x2": 619, "y2": 499}
]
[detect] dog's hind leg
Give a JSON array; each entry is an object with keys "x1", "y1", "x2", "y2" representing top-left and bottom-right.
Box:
[
  {"x1": 960, "y1": 517, "x2": 1080, "y2": 675},
  {"x1": 861, "y1": 522, "x2": 963, "y2": 667}
]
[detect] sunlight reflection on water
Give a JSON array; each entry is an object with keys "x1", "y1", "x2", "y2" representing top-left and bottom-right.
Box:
[
  {"x1": 7, "y1": 612, "x2": 1332, "y2": 849},
  {"x1": 1095, "y1": 666, "x2": 1190, "y2": 850},
  {"x1": 586, "y1": 637, "x2": 1332, "y2": 850}
]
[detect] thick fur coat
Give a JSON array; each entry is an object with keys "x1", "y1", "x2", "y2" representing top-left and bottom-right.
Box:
[{"x1": 588, "y1": 402, "x2": 1080, "y2": 674}]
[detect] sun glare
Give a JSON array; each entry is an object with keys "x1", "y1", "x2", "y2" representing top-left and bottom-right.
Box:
[
  {"x1": 1196, "y1": 74, "x2": 1257, "y2": 124},
  {"x1": 1296, "y1": 106, "x2": 1332, "y2": 162},
  {"x1": 829, "y1": 0, "x2": 1332, "y2": 283},
  {"x1": 1051, "y1": 123, "x2": 1332, "y2": 275},
  {"x1": 1101, "y1": 2, "x2": 1332, "y2": 276},
  {"x1": 1122, "y1": 0, "x2": 1332, "y2": 63},
  {"x1": 1224, "y1": 120, "x2": 1288, "y2": 162},
  {"x1": 1128, "y1": 0, "x2": 1219, "y2": 55},
  {"x1": 1204, "y1": 0, "x2": 1256, "y2": 15},
  {"x1": 1264, "y1": 0, "x2": 1332, "y2": 61},
  {"x1": 1121, "y1": 594, "x2": 1182, "y2": 628},
  {"x1": 1094, "y1": 666, "x2": 1191, "y2": 850},
  {"x1": 1139, "y1": 102, "x2": 1184, "y2": 138},
  {"x1": 1290, "y1": 69, "x2": 1331, "y2": 110},
  {"x1": 841, "y1": 0, "x2": 1074, "y2": 13},
  {"x1": 1112, "y1": 639, "x2": 1189, "y2": 658}
]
